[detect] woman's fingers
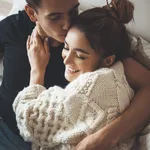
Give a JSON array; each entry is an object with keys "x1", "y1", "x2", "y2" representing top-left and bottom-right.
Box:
[
  {"x1": 44, "y1": 37, "x2": 50, "y2": 54},
  {"x1": 36, "y1": 22, "x2": 47, "y2": 39},
  {"x1": 34, "y1": 28, "x2": 43, "y2": 47},
  {"x1": 28, "y1": 27, "x2": 49, "y2": 55},
  {"x1": 30, "y1": 30, "x2": 34, "y2": 44},
  {"x1": 26, "y1": 35, "x2": 31, "y2": 50}
]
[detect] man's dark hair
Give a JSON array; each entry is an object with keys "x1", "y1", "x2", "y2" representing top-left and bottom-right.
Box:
[{"x1": 26, "y1": 0, "x2": 42, "y2": 10}]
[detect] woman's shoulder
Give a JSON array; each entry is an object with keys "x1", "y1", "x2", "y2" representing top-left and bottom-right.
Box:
[
  {"x1": 67, "y1": 62, "x2": 125, "y2": 87},
  {"x1": 110, "y1": 61, "x2": 124, "y2": 74},
  {"x1": 65, "y1": 63, "x2": 125, "y2": 96}
]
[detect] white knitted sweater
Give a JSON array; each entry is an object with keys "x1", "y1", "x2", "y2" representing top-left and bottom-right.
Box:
[{"x1": 13, "y1": 61, "x2": 134, "y2": 150}]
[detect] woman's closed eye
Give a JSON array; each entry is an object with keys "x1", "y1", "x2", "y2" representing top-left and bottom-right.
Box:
[
  {"x1": 76, "y1": 54, "x2": 86, "y2": 60},
  {"x1": 63, "y1": 47, "x2": 87, "y2": 60},
  {"x1": 50, "y1": 15, "x2": 61, "y2": 21}
]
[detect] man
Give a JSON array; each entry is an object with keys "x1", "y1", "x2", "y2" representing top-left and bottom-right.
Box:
[
  {"x1": 0, "y1": 0, "x2": 79, "y2": 135},
  {"x1": 0, "y1": 0, "x2": 150, "y2": 150}
]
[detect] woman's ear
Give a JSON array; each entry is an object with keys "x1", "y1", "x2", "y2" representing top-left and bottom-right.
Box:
[
  {"x1": 25, "y1": 5, "x2": 37, "y2": 22},
  {"x1": 102, "y1": 55, "x2": 116, "y2": 67}
]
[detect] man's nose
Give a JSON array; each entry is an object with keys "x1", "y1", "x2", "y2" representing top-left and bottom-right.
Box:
[{"x1": 62, "y1": 14, "x2": 70, "y2": 30}]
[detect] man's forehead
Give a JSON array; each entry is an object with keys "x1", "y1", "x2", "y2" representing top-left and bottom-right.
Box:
[
  {"x1": 47, "y1": 3, "x2": 80, "y2": 17},
  {"x1": 41, "y1": 0, "x2": 79, "y2": 12}
]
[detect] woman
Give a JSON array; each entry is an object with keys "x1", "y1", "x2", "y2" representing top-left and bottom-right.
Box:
[{"x1": 13, "y1": 0, "x2": 137, "y2": 149}]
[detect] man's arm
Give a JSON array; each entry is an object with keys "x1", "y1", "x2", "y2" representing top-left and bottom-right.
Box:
[
  {"x1": 76, "y1": 58, "x2": 150, "y2": 150},
  {"x1": 98, "y1": 58, "x2": 150, "y2": 144},
  {"x1": 123, "y1": 58, "x2": 150, "y2": 91},
  {"x1": 0, "y1": 35, "x2": 4, "y2": 59},
  {"x1": 0, "y1": 53, "x2": 3, "y2": 60},
  {"x1": 111, "y1": 58, "x2": 150, "y2": 141}
]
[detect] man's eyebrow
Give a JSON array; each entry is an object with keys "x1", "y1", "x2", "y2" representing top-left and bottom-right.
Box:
[
  {"x1": 65, "y1": 40, "x2": 89, "y2": 55},
  {"x1": 47, "y1": 3, "x2": 80, "y2": 17}
]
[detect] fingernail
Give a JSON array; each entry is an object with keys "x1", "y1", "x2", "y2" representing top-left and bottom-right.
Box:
[
  {"x1": 45, "y1": 37, "x2": 49, "y2": 42},
  {"x1": 34, "y1": 29, "x2": 37, "y2": 37}
]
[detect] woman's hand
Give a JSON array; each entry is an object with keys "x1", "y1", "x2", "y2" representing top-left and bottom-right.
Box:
[
  {"x1": 36, "y1": 21, "x2": 61, "y2": 47},
  {"x1": 36, "y1": 22, "x2": 48, "y2": 40},
  {"x1": 27, "y1": 28, "x2": 50, "y2": 85}
]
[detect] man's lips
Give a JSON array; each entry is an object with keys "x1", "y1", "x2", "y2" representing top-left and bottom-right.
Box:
[
  {"x1": 60, "y1": 34, "x2": 67, "y2": 37},
  {"x1": 60, "y1": 32, "x2": 67, "y2": 36}
]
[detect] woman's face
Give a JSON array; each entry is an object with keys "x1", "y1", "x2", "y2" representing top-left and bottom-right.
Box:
[
  {"x1": 62, "y1": 27, "x2": 102, "y2": 82},
  {"x1": 35, "y1": 0, "x2": 79, "y2": 42}
]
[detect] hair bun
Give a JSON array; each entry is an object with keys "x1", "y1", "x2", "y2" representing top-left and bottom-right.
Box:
[{"x1": 111, "y1": 0, "x2": 134, "y2": 24}]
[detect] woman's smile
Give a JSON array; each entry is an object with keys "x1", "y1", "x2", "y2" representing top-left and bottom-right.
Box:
[{"x1": 66, "y1": 66, "x2": 80, "y2": 74}]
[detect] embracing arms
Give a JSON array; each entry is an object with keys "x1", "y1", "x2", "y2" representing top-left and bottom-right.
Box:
[
  {"x1": 113, "y1": 58, "x2": 150, "y2": 140},
  {"x1": 111, "y1": 58, "x2": 150, "y2": 142},
  {"x1": 13, "y1": 62, "x2": 134, "y2": 149},
  {"x1": 75, "y1": 58, "x2": 150, "y2": 150}
]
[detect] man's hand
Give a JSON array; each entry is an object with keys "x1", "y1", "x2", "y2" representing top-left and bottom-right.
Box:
[{"x1": 75, "y1": 131, "x2": 113, "y2": 150}]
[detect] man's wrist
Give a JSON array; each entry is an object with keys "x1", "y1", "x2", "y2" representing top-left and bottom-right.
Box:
[{"x1": 95, "y1": 124, "x2": 120, "y2": 148}]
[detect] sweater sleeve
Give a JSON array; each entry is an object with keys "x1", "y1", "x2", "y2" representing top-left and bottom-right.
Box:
[
  {"x1": 13, "y1": 76, "x2": 106, "y2": 148},
  {"x1": 13, "y1": 84, "x2": 98, "y2": 148},
  {"x1": 13, "y1": 84, "x2": 69, "y2": 147}
]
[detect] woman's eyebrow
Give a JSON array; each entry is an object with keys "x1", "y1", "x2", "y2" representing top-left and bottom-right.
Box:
[
  {"x1": 74, "y1": 48, "x2": 89, "y2": 54},
  {"x1": 65, "y1": 40, "x2": 89, "y2": 54}
]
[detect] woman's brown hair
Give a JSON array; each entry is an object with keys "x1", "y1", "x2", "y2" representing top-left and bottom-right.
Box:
[{"x1": 73, "y1": 0, "x2": 134, "y2": 61}]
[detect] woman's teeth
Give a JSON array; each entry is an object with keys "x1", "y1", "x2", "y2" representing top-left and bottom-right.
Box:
[{"x1": 68, "y1": 68, "x2": 79, "y2": 73}]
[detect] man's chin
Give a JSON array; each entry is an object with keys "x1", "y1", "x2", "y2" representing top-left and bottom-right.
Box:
[
  {"x1": 58, "y1": 36, "x2": 66, "y2": 43},
  {"x1": 49, "y1": 37, "x2": 63, "y2": 47}
]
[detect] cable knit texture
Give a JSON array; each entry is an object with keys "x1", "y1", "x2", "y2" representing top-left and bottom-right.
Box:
[{"x1": 13, "y1": 61, "x2": 134, "y2": 150}]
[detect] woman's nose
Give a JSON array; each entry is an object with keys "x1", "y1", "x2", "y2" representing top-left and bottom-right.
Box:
[{"x1": 63, "y1": 51, "x2": 73, "y2": 65}]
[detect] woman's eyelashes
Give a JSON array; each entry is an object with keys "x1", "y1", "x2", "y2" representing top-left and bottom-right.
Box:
[
  {"x1": 63, "y1": 47, "x2": 87, "y2": 60},
  {"x1": 49, "y1": 15, "x2": 61, "y2": 21},
  {"x1": 76, "y1": 54, "x2": 86, "y2": 60}
]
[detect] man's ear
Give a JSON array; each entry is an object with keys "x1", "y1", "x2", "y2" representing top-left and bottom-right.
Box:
[
  {"x1": 25, "y1": 5, "x2": 37, "y2": 22},
  {"x1": 102, "y1": 55, "x2": 116, "y2": 67}
]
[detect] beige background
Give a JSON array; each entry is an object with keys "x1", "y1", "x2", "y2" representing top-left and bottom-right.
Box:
[{"x1": 0, "y1": 0, "x2": 12, "y2": 16}]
